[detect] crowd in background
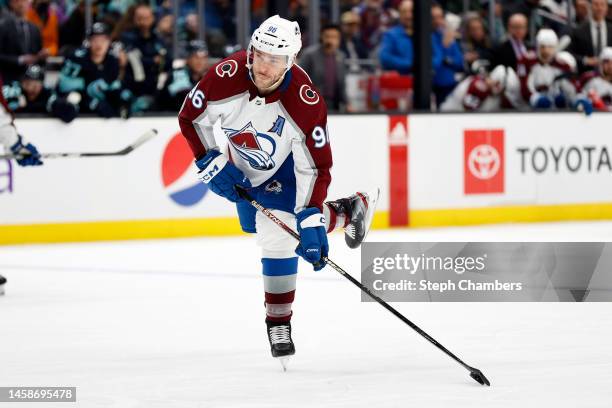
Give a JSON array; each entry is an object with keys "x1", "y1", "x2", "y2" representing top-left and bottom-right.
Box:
[{"x1": 1, "y1": 0, "x2": 612, "y2": 119}]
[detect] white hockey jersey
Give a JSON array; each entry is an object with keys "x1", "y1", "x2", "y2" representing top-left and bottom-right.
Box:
[
  {"x1": 178, "y1": 51, "x2": 332, "y2": 212},
  {"x1": 581, "y1": 72, "x2": 612, "y2": 109},
  {"x1": 440, "y1": 69, "x2": 524, "y2": 112},
  {"x1": 526, "y1": 57, "x2": 576, "y2": 103}
]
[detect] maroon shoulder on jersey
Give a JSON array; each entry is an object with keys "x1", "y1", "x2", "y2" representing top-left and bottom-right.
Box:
[
  {"x1": 463, "y1": 77, "x2": 490, "y2": 110},
  {"x1": 178, "y1": 51, "x2": 251, "y2": 159},
  {"x1": 204, "y1": 50, "x2": 252, "y2": 102},
  {"x1": 578, "y1": 71, "x2": 599, "y2": 91},
  {"x1": 280, "y1": 64, "x2": 332, "y2": 211},
  {"x1": 280, "y1": 64, "x2": 328, "y2": 136},
  {"x1": 550, "y1": 58, "x2": 572, "y2": 73}
]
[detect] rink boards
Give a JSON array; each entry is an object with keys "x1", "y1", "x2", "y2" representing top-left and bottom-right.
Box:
[{"x1": 1, "y1": 113, "x2": 611, "y2": 244}]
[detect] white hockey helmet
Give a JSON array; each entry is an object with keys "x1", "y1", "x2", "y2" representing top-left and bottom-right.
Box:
[
  {"x1": 536, "y1": 28, "x2": 559, "y2": 48},
  {"x1": 247, "y1": 15, "x2": 302, "y2": 81},
  {"x1": 489, "y1": 65, "x2": 508, "y2": 94},
  {"x1": 556, "y1": 51, "x2": 577, "y2": 72},
  {"x1": 490, "y1": 65, "x2": 507, "y2": 84},
  {"x1": 600, "y1": 47, "x2": 612, "y2": 61}
]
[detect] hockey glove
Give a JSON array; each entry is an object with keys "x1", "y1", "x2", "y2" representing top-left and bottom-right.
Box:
[
  {"x1": 196, "y1": 149, "x2": 251, "y2": 202},
  {"x1": 554, "y1": 93, "x2": 568, "y2": 108},
  {"x1": 530, "y1": 94, "x2": 553, "y2": 109},
  {"x1": 10, "y1": 135, "x2": 43, "y2": 166},
  {"x1": 295, "y1": 207, "x2": 328, "y2": 271},
  {"x1": 574, "y1": 97, "x2": 593, "y2": 116}
]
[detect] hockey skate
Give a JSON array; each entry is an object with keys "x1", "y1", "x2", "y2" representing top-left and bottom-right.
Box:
[
  {"x1": 0, "y1": 275, "x2": 6, "y2": 295},
  {"x1": 327, "y1": 188, "x2": 380, "y2": 249},
  {"x1": 266, "y1": 319, "x2": 295, "y2": 371}
]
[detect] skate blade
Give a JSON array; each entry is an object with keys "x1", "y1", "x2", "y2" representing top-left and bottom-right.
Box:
[
  {"x1": 362, "y1": 188, "x2": 380, "y2": 244},
  {"x1": 276, "y1": 356, "x2": 291, "y2": 372}
]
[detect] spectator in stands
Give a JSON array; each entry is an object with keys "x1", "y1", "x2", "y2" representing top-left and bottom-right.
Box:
[
  {"x1": 569, "y1": 0, "x2": 612, "y2": 72},
  {"x1": 431, "y1": 4, "x2": 464, "y2": 107},
  {"x1": 437, "y1": 0, "x2": 483, "y2": 15},
  {"x1": 119, "y1": 4, "x2": 169, "y2": 113},
  {"x1": 0, "y1": 0, "x2": 46, "y2": 82},
  {"x1": 206, "y1": 0, "x2": 235, "y2": 46},
  {"x1": 2, "y1": 64, "x2": 77, "y2": 121},
  {"x1": 56, "y1": 23, "x2": 127, "y2": 118},
  {"x1": 573, "y1": 0, "x2": 590, "y2": 25},
  {"x1": 59, "y1": 0, "x2": 97, "y2": 57},
  {"x1": 502, "y1": 0, "x2": 541, "y2": 28},
  {"x1": 157, "y1": 40, "x2": 209, "y2": 111},
  {"x1": 356, "y1": 0, "x2": 397, "y2": 50},
  {"x1": 491, "y1": 13, "x2": 530, "y2": 71},
  {"x1": 155, "y1": 12, "x2": 174, "y2": 52},
  {"x1": 110, "y1": 4, "x2": 136, "y2": 42},
  {"x1": 379, "y1": 0, "x2": 414, "y2": 74},
  {"x1": 462, "y1": 12, "x2": 494, "y2": 70},
  {"x1": 339, "y1": 10, "x2": 369, "y2": 72},
  {"x1": 580, "y1": 47, "x2": 612, "y2": 111},
  {"x1": 299, "y1": 24, "x2": 348, "y2": 112},
  {"x1": 26, "y1": 0, "x2": 59, "y2": 56},
  {"x1": 486, "y1": 1, "x2": 506, "y2": 45}
]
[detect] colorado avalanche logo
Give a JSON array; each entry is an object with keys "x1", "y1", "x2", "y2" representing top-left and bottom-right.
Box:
[
  {"x1": 223, "y1": 122, "x2": 277, "y2": 170},
  {"x1": 299, "y1": 84, "x2": 320, "y2": 105},
  {"x1": 216, "y1": 59, "x2": 238, "y2": 77}
]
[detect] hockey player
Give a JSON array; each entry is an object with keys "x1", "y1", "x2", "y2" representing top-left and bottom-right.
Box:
[
  {"x1": 440, "y1": 64, "x2": 525, "y2": 111},
  {"x1": 525, "y1": 29, "x2": 588, "y2": 112},
  {"x1": 580, "y1": 47, "x2": 612, "y2": 111},
  {"x1": 178, "y1": 15, "x2": 377, "y2": 367},
  {"x1": 55, "y1": 23, "x2": 128, "y2": 118},
  {"x1": 1, "y1": 65, "x2": 78, "y2": 122},
  {"x1": 1, "y1": 72, "x2": 44, "y2": 296}
]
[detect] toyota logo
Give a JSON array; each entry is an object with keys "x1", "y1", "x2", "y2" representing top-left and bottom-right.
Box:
[{"x1": 468, "y1": 144, "x2": 500, "y2": 180}]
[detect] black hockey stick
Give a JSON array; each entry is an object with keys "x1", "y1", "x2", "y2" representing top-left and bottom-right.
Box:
[
  {"x1": 0, "y1": 129, "x2": 158, "y2": 160},
  {"x1": 235, "y1": 185, "x2": 491, "y2": 386}
]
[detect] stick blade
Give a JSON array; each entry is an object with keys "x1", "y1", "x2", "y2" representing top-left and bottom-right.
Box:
[
  {"x1": 118, "y1": 128, "x2": 158, "y2": 154},
  {"x1": 469, "y1": 368, "x2": 491, "y2": 386}
]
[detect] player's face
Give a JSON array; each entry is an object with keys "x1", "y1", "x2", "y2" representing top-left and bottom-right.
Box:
[
  {"x1": 602, "y1": 59, "x2": 612, "y2": 78},
  {"x1": 252, "y1": 49, "x2": 288, "y2": 91},
  {"x1": 134, "y1": 6, "x2": 155, "y2": 31},
  {"x1": 21, "y1": 79, "x2": 43, "y2": 100},
  {"x1": 188, "y1": 52, "x2": 209, "y2": 76},
  {"x1": 538, "y1": 45, "x2": 555, "y2": 64},
  {"x1": 90, "y1": 35, "x2": 111, "y2": 59}
]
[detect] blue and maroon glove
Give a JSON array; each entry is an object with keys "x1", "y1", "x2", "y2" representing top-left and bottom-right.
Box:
[
  {"x1": 196, "y1": 149, "x2": 251, "y2": 202},
  {"x1": 10, "y1": 135, "x2": 43, "y2": 166},
  {"x1": 295, "y1": 207, "x2": 328, "y2": 271}
]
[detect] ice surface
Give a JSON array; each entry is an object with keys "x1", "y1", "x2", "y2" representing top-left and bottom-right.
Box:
[{"x1": 1, "y1": 221, "x2": 611, "y2": 407}]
